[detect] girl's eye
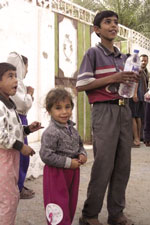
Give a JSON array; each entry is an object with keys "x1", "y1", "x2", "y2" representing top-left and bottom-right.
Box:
[
  {"x1": 55, "y1": 106, "x2": 61, "y2": 110},
  {"x1": 66, "y1": 105, "x2": 71, "y2": 109}
]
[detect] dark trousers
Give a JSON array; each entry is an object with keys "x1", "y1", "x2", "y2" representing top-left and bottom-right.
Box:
[
  {"x1": 18, "y1": 114, "x2": 30, "y2": 192},
  {"x1": 82, "y1": 102, "x2": 132, "y2": 218}
]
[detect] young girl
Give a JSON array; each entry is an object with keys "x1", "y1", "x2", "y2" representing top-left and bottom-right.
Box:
[
  {"x1": 0, "y1": 62, "x2": 42, "y2": 225},
  {"x1": 40, "y1": 88, "x2": 87, "y2": 225}
]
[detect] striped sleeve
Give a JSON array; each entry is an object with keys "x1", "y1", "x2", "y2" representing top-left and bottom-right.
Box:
[{"x1": 76, "y1": 51, "x2": 96, "y2": 87}]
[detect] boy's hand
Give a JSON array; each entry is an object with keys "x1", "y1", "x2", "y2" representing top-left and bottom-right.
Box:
[
  {"x1": 113, "y1": 71, "x2": 140, "y2": 84},
  {"x1": 20, "y1": 144, "x2": 35, "y2": 156},
  {"x1": 78, "y1": 154, "x2": 87, "y2": 165},
  {"x1": 29, "y1": 122, "x2": 44, "y2": 132},
  {"x1": 70, "y1": 158, "x2": 81, "y2": 169}
]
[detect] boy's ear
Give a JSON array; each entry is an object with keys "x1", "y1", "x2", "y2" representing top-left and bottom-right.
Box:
[{"x1": 94, "y1": 25, "x2": 101, "y2": 36}]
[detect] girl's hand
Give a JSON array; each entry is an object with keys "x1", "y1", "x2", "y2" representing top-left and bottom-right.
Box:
[
  {"x1": 27, "y1": 86, "x2": 34, "y2": 96},
  {"x1": 78, "y1": 154, "x2": 87, "y2": 165},
  {"x1": 70, "y1": 158, "x2": 81, "y2": 169},
  {"x1": 20, "y1": 144, "x2": 35, "y2": 156},
  {"x1": 29, "y1": 122, "x2": 44, "y2": 132}
]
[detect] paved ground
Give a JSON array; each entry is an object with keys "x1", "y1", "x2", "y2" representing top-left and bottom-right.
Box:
[{"x1": 16, "y1": 143, "x2": 150, "y2": 225}]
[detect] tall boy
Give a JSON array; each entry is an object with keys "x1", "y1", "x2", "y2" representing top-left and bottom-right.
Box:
[{"x1": 76, "y1": 11, "x2": 139, "y2": 225}]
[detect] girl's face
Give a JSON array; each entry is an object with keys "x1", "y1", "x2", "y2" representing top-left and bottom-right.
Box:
[
  {"x1": 49, "y1": 97, "x2": 72, "y2": 125},
  {"x1": 0, "y1": 70, "x2": 18, "y2": 99}
]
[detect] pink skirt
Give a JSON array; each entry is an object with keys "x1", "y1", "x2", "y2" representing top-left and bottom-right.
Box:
[{"x1": 0, "y1": 148, "x2": 20, "y2": 225}]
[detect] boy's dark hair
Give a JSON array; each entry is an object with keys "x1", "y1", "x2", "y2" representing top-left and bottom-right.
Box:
[
  {"x1": 21, "y1": 55, "x2": 28, "y2": 65},
  {"x1": 93, "y1": 10, "x2": 118, "y2": 27},
  {"x1": 140, "y1": 54, "x2": 148, "y2": 60},
  {"x1": 45, "y1": 88, "x2": 74, "y2": 112},
  {"x1": 0, "y1": 62, "x2": 16, "y2": 80}
]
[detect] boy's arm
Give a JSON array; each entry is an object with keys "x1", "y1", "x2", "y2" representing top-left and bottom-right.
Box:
[
  {"x1": 76, "y1": 50, "x2": 139, "y2": 92},
  {"x1": 77, "y1": 71, "x2": 139, "y2": 92}
]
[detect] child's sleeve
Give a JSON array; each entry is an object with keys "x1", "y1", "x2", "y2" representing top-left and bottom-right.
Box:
[
  {"x1": 76, "y1": 48, "x2": 96, "y2": 87},
  {"x1": 78, "y1": 135, "x2": 87, "y2": 156},
  {"x1": 0, "y1": 106, "x2": 23, "y2": 150},
  {"x1": 39, "y1": 129, "x2": 69, "y2": 168},
  {"x1": 11, "y1": 80, "x2": 33, "y2": 113}
]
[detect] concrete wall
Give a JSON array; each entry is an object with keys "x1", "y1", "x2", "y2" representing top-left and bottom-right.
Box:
[{"x1": 0, "y1": 1, "x2": 55, "y2": 142}]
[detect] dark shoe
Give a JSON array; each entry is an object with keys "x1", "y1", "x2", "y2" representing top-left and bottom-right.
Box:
[
  {"x1": 20, "y1": 186, "x2": 35, "y2": 199},
  {"x1": 79, "y1": 216, "x2": 103, "y2": 225},
  {"x1": 108, "y1": 214, "x2": 134, "y2": 225}
]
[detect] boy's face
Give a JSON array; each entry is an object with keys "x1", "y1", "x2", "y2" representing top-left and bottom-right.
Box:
[
  {"x1": 49, "y1": 97, "x2": 72, "y2": 125},
  {"x1": 94, "y1": 16, "x2": 118, "y2": 41},
  {"x1": 0, "y1": 70, "x2": 18, "y2": 99},
  {"x1": 140, "y1": 56, "x2": 148, "y2": 69}
]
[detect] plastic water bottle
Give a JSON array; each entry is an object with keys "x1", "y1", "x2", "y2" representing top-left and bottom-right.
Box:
[{"x1": 118, "y1": 49, "x2": 140, "y2": 98}]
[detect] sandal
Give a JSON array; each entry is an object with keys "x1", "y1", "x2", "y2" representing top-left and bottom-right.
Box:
[
  {"x1": 20, "y1": 186, "x2": 35, "y2": 199},
  {"x1": 108, "y1": 214, "x2": 134, "y2": 225},
  {"x1": 23, "y1": 186, "x2": 35, "y2": 195}
]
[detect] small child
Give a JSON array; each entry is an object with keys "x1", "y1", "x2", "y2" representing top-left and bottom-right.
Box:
[
  {"x1": 0, "y1": 62, "x2": 42, "y2": 225},
  {"x1": 40, "y1": 88, "x2": 87, "y2": 225}
]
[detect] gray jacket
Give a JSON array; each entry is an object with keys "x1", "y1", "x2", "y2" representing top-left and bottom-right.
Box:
[{"x1": 40, "y1": 118, "x2": 86, "y2": 168}]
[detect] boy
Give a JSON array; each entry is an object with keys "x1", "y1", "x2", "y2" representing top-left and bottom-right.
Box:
[
  {"x1": 0, "y1": 62, "x2": 42, "y2": 225},
  {"x1": 7, "y1": 52, "x2": 35, "y2": 199},
  {"x1": 76, "y1": 11, "x2": 139, "y2": 225}
]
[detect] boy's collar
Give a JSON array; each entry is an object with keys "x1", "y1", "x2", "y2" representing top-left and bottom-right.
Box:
[
  {"x1": 96, "y1": 42, "x2": 121, "y2": 57},
  {"x1": 0, "y1": 94, "x2": 16, "y2": 109}
]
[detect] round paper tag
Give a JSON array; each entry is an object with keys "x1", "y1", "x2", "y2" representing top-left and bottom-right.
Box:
[{"x1": 46, "y1": 203, "x2": 63, "y2": 225}]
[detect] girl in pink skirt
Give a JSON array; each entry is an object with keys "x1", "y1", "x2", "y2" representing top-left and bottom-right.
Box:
[
  {"x1": 40, "y1": 88, "x2": 87, "y2": 225},
  {"x1": 0, "y1": 62, "x2": 42, "y2": 225}
]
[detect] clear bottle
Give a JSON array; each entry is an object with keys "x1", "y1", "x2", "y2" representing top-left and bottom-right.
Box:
[{"x1": 118, "y1": 49, "x2": 140, "y2": 98}]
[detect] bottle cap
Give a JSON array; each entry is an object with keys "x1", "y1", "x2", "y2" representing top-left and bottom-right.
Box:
[{"x1": 134, "y1": 49, "x2": 139, "y2": 53}]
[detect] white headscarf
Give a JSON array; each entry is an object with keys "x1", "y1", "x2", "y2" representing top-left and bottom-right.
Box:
[{"x1": 7, "y1": 52, "x2": 33, "y2": 115}]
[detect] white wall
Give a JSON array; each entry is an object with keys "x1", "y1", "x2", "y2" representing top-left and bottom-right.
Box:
[{"x1": 0, "y1": 1, "x2": 55, "y2": 142}]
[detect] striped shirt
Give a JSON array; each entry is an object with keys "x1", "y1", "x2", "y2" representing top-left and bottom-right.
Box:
[{"x1": 76, "y1": 43, "x2": 127, "y2": 103}]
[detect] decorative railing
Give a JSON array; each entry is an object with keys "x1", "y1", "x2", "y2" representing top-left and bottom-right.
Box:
[{"x1": 1, "y1": 0, "x2": 150, "y2": 50}]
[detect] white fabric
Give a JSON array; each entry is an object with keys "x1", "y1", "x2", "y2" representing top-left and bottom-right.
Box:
[
  {"x1": 7, "y1": 52, "x2": 33, "y2": 115},
  {"x1": 0, "y1": 101, "x2": 24, "y2": 149}
]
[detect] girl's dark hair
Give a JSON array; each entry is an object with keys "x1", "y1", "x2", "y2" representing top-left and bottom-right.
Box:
[
  {"x1": 45, "y1": 88, "x2": 74, "y2": 112},
  {"x1": 21, "y1": 55, "x2": 28, "y2": 65},
  {"x1": 93, "y1": 10, "x2": 118, "y2": 27},
  {"x1": 0, "y1": 62, "x2": 16, "y2": 80}
]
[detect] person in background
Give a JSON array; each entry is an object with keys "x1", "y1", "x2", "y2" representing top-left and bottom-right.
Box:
[
  {"x1": 76, "y1": 10, "x2": 139, "y2": 225},
  {"x1": 139, "y1": 54, "x2": 149, "y2": 140},
  {"x1": 7, "y1": 52, "x2": 35, "y2": 199},
  {"x1": 129, "y1": 54, "x2": 149, "y2": 147},
  {"x1": 0, "y1": 62, "x2": 42, "y2": 225},
  {"x1": 40, "y1": 88, "x2": 87, "y2": 225}
]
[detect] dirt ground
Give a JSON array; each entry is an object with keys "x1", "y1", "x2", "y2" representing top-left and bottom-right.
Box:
[{"x1": 16, "y1": 143, "x2": 150, "y2": 225}]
